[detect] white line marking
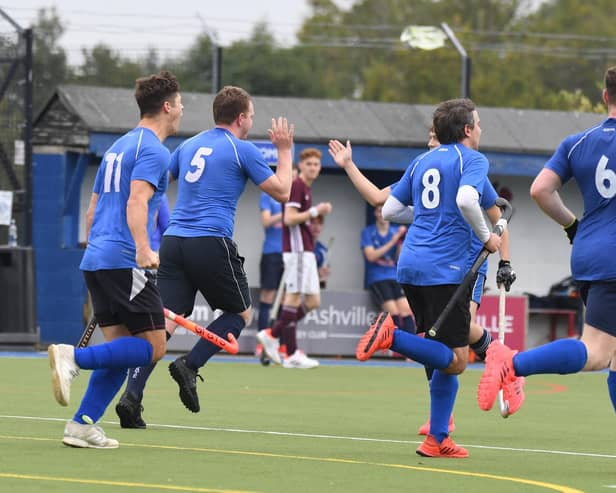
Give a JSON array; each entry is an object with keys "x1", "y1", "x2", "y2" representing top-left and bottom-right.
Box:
[{"x1": 1, "y1": 414, "x2": 614, "y2": 459}]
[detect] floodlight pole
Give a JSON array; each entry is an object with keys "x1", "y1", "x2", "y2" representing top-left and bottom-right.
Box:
[{"x1": 440, "y1": 22, "x2": 471, "y2": 99}]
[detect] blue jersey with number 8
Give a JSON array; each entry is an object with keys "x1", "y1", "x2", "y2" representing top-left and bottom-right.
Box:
[
  {"x1": 392, "y1": 144, "x2": 489, "y2": 285},
  {"x1": 545, "y1": 118, "x2": 616, "y2": 280}
]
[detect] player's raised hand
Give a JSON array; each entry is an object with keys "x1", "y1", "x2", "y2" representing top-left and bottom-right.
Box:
[
  {"x1": 316, "y1": 202, "x2": 333, "y2": 216},
  {"x1": 328, "y1": 139, "x2": 353, "y2": 168},
  {"x1": 268, "y1": 117, "x2": 294, "y2": 151}
]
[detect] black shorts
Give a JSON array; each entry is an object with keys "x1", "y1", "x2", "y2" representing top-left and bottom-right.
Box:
[
  {"x1": 83, "y1": 268, "x2": 165, "y2": 335},
  {"x1": 260, "y1": 252, "x2": 284, "y2": 290},
  {"x1": 401, "y1": 283, "x2": 472, "y2": 348},
  {"x1": 368, "y1": 279, "x2": 405, "y2": 307},
  {"x1": 158, "y1": 235, "x2": 251, "y2": 316}
]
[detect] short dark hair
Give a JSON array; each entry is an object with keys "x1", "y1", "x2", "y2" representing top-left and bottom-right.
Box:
[
  {"x1": 213, "y1": 86, "x2": 251, "y2": 124},
  {"x1": 134, "y1": 71, "x2": 179, "y2": 118},
  {"x1": 605, "y1": 66, "x2": 616, "y2": 105},
  {"x1": 432, "y1": 98, "x2": 476, "y2": 144}
]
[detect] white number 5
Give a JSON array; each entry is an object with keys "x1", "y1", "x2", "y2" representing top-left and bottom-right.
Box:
[
  {"x1": 595, "y1": 155, "x2": 616, "y2": 199},
  {"x1": 185, "y1": 147, "x2": 213, "y2": 183}
]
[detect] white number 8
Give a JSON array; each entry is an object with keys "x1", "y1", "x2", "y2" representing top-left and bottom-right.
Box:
[
  {"x1": 595, "y1": 155, "x2": 616, "y2": 199},
  {"x1": 185, "y1": 147, "x2": 213, "y2": 183},
  {"x1": 421, "y1": 168, "x2": 441, "y2": 209}
]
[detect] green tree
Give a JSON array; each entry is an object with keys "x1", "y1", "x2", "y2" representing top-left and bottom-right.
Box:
[
  {"x1": 32, "y1": 7, "x2": 70, "y2": 112},
  {"x1": 73, "y1": 44, "x2": 143, "y2": 87}
]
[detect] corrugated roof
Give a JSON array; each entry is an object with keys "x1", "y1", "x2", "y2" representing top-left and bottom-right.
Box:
[{"x1": 39, "y1": 84, "x2": 605, "y2": 155}]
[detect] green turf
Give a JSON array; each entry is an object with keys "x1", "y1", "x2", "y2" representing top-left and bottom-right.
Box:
[{"x1": 0, "y1": 356, "x2": 613, "y2": 493}]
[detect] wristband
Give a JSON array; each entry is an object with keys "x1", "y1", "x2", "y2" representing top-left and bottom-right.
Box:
[
  {"x1": 309, "y1": 206, "x2": 319, "y2": 218},
  {"x1": 498, "y1": 260, "x2": 511, "y2": 269}
]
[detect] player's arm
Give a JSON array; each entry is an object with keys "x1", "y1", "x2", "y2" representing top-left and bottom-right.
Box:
[
  {"x1": 328, "y1": 139, "x2": 390, "y2": 206},
  {"x1": 363, "y1": 227, "x2": 407, "y2": 262},
  {"x1": 85, "y1": 192, "x2": 99, "y2": 241},
  {"x1": 457, "y1": 185, "x2": 500, "y2": 253},
  {"x1": 382, "y1": 195, "x2": 414, "y2": 224},
  {"x1": 530, "y1": 168, "x2": 577, "y2": 228},
  {"x1": 127, "y1": 179, "x2": 158, "y2": 269},
  {"x1": 261, "y1": 208, "x2": 282, "y2": 228},
  {"x1": 284, "y1": 202, "x2": 331, "y2": 226},
  {"x1": 260, "y1": 118, "x2": 294, "y2": 202}
]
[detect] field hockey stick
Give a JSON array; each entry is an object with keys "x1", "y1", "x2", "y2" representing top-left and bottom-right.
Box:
[
  {"x1": 427, "y1": 198, "x2": 513, "y2": 337},
  {"x1": 77, "y1": 316, "x2": 98, "y2": 348},
  {"x1": 497, "y1": 284, "x2": 510, "y2": 418},
  {"x1": 164, "y1": 308, "x2": 239, "y2": 354}
]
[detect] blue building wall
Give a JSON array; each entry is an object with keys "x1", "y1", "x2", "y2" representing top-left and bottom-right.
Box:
[{"x1": 33, "y1": 151, "x2": 88, "y2": 344}]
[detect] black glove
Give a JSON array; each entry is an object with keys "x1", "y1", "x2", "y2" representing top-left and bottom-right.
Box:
[
  {"x1": 564, "y1": 218, "x2": 578, "y2": 244},
  {"x1": 496, "y1": 260, "x2": 516, "y2": 292}
]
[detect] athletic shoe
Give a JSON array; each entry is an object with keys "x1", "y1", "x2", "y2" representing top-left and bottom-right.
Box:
[
  {"x1": 282, "y1": 350, "x2": 319, "y2": 369},
  {"x1": 355, "y1": 312, "x2": 395, "y2": 361},
  {"x1": 477, "y1": 341, "x2": 518, "y2": 411},
  {"x1": 48, "y1": 344, "x2": 80, "y2": 406},
  {"x1": 169, "y1": 357, "x2": 203, "y2": 413},
  {"x1": 416, "y1": 434, "x2": 468, "y2": 458},
  {"x1": 417, "y1": 415, "x2": 455, "y2": 436},
  {"x1": 256, "y1": 329, "x2": 282, "y2": 365},
  {"x1": 255, "y1": 343, "x2": 264, "y2": 357},
  {"x1": 62, "y1": 420, "x2": 119, "y2": 449},
  {"x1": 115, "y1": 391, "x2": 146, "y2": 429},
  {"x1": 501, "y1": 376, "x2": 526, "y2": 416}
]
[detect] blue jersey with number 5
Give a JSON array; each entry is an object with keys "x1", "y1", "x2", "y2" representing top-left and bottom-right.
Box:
[
  {"x1": 165, "y1": 128, "x2": 273, "y2": 239},
  {"x1": 80, "y1": 127, "x2": 169, "y2": 270},
  {"x1": 392, "y1": 144, "x2": 489, "y2": 285},
  {"x1": 545, "y1": 118, "x2": 616, "y2": 280}
]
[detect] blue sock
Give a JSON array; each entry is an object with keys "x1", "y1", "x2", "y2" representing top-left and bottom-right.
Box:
[
  {"x1": 390, "y1": 330, "x2": 453, "y2": 369},
  {"x1": 608, "y1": 371, "x2": 616, "y2": 413},
  {"x1": 403, "y1": 315, "x2": 416, "y2": 334},
  {"x1": 74, "y1": 337, "x2": 153, "y2": 369},
  {"x1": 513, "y1": 339, "x2": 587, "y2": 377},
  {"x1": 258, "y1": 302, "x2": 272, "y2": 331},
  {"x1": 185, "y1": 313, "x2": 245, "y2": 370},
  {"x1": 429, "y1": 370, "x2": 458, "y2": 443},
  {"x1": 124, "y1": 332, "x2": 170, "y2": 400},
  {"x1": 73, "y1": 368, "x2": 126, "y2": 424}
]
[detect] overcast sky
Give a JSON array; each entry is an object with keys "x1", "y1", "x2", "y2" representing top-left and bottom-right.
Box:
[{"x1": 0, "y1": 0, "x2": 353, "y2": 65}]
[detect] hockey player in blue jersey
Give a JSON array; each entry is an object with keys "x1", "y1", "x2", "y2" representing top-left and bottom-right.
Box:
[
  {"x1": 355, "y1": 98, "x2": 502, "y2": 458},
  {"x1": 478, "y1": 65, "x2": 616, "y2": 419},
  {"x1": 47, "y1": 71, "x2": 183, "y2": 448}
]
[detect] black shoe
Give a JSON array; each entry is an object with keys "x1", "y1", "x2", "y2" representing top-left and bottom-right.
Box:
[
  {"x1": 115, "y1": 392, "x2": 146, "y2": 429},
  {"x1": 169, "y1": 357, "x2": 203, "y2": 413}
]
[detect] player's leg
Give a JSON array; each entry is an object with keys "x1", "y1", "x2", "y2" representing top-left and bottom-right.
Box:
[
  {"x1": 50, "y1": 269, "x2": 166, "y2": 447},
  {"x1": 394, "y1": 291, "x2": 416, "y2": 334},
  {"x1": 258, "y1": 252, "x2": 283, "y2": 332},
  {"x1": 168, "y1": 237, "x2": 249, "y2": 412},
  {"x1": 468, "y1": 273, "x2": 492, "y2": 361},
  {"x1": 115, "y1": 235, "x2": 194, "y2": 427},
  {"x1": 282, "y1": 252, "x2": 320, "y2": 369},
  {"x1": 478, "y1": 280, "x2": 616, "y2": 412}
]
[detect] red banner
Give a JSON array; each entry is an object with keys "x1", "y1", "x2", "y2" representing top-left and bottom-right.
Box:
[{"x1": 475, "y1": 294, "x2": 528, "y2": 351}]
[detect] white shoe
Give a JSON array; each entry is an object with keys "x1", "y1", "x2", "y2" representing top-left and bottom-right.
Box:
[
  {"x1": 48, "y1": 344, "x2": 80, "y2": 406},
  {"x1": 282, "y1": 350, "x2": 319, "y2": 369},
  {"x1": 62, "y1": 420, "x2": 119, "y2": 449},
  {"x1": 256, "y1": 329, "x2": 282, "y2": 365}
]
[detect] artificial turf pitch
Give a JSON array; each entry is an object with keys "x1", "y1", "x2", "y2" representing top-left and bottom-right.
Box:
[{"x1": 0, "y1": 354, "x2": 613, "y2": 493}]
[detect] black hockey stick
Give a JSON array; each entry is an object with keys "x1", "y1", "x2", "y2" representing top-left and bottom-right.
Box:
[
  {"x1": 427, "y1": 198, "x2": 513, "y2": 338},
  {"x1": 78, "y1": 316, "x2": 98, "y2": 348}
]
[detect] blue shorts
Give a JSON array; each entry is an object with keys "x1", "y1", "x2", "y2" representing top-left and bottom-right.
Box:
[
  {"x1": 368, "y1": 279, "x2": 405, "y2": 307},
  {"x1": 578, "y1": 280, "x2": 616, "y2": 336},
  {"x1": 471, "y1": 272, "x2": 486, "y2": 306}
]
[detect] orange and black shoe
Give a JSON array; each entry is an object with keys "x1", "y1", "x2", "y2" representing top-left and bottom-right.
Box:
[
  {"x1": 477, "y1": 341, "x2": 518, "y2": 411},
  {"x1": 416, "y1": 434, "x2": 469, "y2": 458},
  {"x1": 501, "y1": 376, "x2": 526, "y2": 416},
  {"x1": 355, "y1": 312, "x2": 395, "y2": 361}
]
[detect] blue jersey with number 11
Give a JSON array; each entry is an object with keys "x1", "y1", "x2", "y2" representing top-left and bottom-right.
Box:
[
  {"x1": 392, "y1": 144, "x2": 489, "y2": 286},
  {"x1": 80, "y1": 127, "x2": 170, "y2": 270},
  {"x1": 546, "y1": 117, "x2": 616, "y2": 280}
]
